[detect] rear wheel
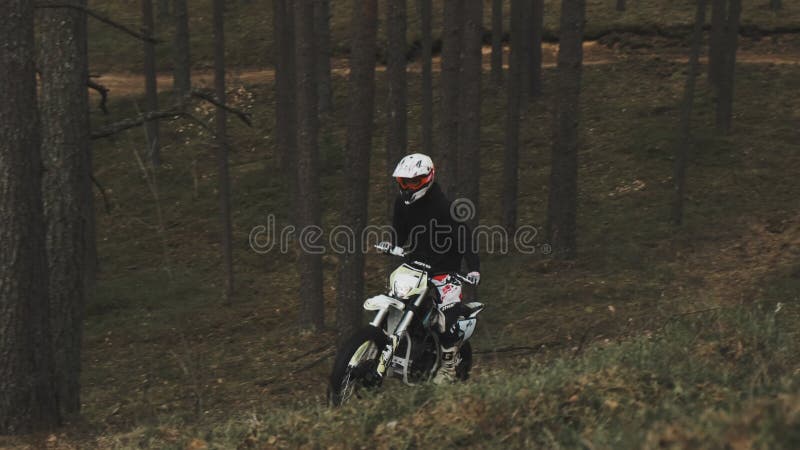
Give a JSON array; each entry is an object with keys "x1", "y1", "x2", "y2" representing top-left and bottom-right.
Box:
[{"x1": 328, "y1": 326, "x2": 389, "y2": 406}]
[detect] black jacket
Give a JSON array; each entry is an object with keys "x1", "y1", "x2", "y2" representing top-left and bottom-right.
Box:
[{"x1": 391, "y1": 182, "x2": 480, "y2": 274}]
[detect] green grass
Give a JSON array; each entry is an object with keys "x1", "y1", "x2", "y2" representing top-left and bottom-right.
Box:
[{"x1": 77, "y1": 304, "x2": 800, "y2": 449}]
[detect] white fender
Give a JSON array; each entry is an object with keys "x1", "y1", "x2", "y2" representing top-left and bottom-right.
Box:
[
  {"x1": 465, "y1": 302, "x2": 485, "y2": 318},
  {"x1": 364, "y1": 295, "x2": 406, "y2": 311},
  {"x1": 457, "y1": 318, "x2": 478, "y2": 341}
]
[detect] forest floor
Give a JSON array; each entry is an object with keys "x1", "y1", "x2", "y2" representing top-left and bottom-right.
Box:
[
  {"x1": 3, "y1": 34, "x2": 800, "y2": 449},
  {"x1": 91, "y1": 38, "x2": 800, "y2": 96}
]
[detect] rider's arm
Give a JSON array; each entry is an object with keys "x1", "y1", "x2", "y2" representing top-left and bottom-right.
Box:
[
  {"x1": 458, "y1": 220, "x2": 480, "y2": 273},
  {"x1": 391, "y1": 197, "x2": 409, "y2": 247}
]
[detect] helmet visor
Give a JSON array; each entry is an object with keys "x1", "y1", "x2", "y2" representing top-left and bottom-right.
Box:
[{"x1": 396, "y1": 174, "x2": 431, "y2": 190}]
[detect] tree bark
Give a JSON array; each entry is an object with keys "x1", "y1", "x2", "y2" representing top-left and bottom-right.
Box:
[
  {"x1": 530, "y1": 0, "x2": 544, "y2": 97},
  {"x1": 519, "y1": 0, "x2": 533, "y2": 102},
  {"x1": 274, "y1": 0, "x2": 296, "y2": 181},
  {"x1": 715, "y1": 0, "x2": 741, "y2": 135},
  {"x1": 0, "y1": 0, "x2": 60, "y2": 433},
  {"x1": 616, "y1": 0, "x2": 626, "y2": 12},
  {"x1": 770, "y1": 0, "x2": 782, "y2": 11},
  {"x1": 438, "y1": 0, "x2": 464, "y2": 197},
  {"x1": 546, "y1": 0, "x2": 586, "y2": 260},
  {"x1": 173, "y1": 0, "x2": 191, "y2": 98},
  {"x1": 213, "y1": 0, "x2": 234, "y2": 303},
  {"x1": 503, "y1": 0, "x2": 523, "y2": 233},
  {"x1": 142, "y1": 0, "x2": 161, "y2": 166},
  {"x1": 457, "y1": 0, "x2": 482, "y2": 215},
  {"x1": 158, "y1": 0, "x2": 170, "y2": 20},
  {"x1": 708, "y1": 0, "x2": 727, "y2": 89},
  {"x1": 37, "y1": 0, "x2": 93, "y2": 417},
  {"x1": 314, "y1": 0, "x2": 333, "y2": 114},
  {"x1": 672, "y1": 0, "x2": 707, "y2": 226},
  {"x1": 295, "y1": 0, "x2": 325, "y2": 330},
  {"x1": 490, "y1": 0, "x2": 503, "y2": 86},
  {"x1": 386, "y1": 0, "x2": 407, "y2": 217},
  {"x1": 339, "y1": 0, "x2": 378, "y2": 339},
  {"x1": 417, "y1": 0, "x2": 433, "y2": 155}
]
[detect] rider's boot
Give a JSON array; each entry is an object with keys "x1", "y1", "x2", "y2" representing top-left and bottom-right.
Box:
[{"x1": 433, "y1": 344, "x2": 461, "y2": 385}]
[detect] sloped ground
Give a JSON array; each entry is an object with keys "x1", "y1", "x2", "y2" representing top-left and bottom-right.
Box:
[
  {"x1": 85, "y1": 0, "x2": 800, "y2": 72},
  {"x1": 3, "y1": 37, "x2": 800, "y2": 449}
]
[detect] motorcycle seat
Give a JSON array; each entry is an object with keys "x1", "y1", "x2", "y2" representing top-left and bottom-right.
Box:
[{"x1": 464, "y1": 302, "x2": 485, "y2": 318}]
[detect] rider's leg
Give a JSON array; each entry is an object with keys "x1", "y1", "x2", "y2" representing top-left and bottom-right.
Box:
[{"x1": 431, "y1": 275, "x2": 466, "y2": 384}]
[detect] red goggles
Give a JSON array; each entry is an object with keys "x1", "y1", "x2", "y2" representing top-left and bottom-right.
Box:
[{"x1": 396, "y1": 173, "x2": 432, "y2": 190}]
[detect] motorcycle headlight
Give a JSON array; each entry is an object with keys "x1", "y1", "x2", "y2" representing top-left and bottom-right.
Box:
[{"x1": 393, "y1": 279, "x2": 414, "y2": 299}]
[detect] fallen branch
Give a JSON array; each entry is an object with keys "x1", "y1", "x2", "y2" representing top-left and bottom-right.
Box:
[
  {"x1": 90, "y1": 174, "x2": 111, "y2": 214},
  {"x1": 91, "y1": 109, "x2": 218, "y2": 141},
  {"x1": 190, "y1": 89, "x2": 253, "y2": 127},
  {"x1": 254, "y1": 347, "x2": 336, "y2": 388},
  {"x1": 87, "y1": 79, "x2": 109, "y2": 114},
  {"x1": 474, "y1": 341, "x2": 561, "y2": 355},
  {"x1": 291, "y1": 350, "x2": 336, "y2": 375},
  {"x1": 660, "y1": 306, "x2": 723, "y2": 329},
  {"x1": 571, "y1": 328, "x2": 592, "y2": 359},
  {"x1": 294, "y1": 344, "x2": 334, "y2": 360},
  {"x1": 91, "y1": 110, "x2": 184, "y2": 139},
  {"x1": 36, "y1": 2, "x2": 161, "y2": 44}
]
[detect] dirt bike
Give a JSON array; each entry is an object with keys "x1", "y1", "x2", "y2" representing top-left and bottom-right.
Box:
[{"x1": 327, "y1": 245, "x2": 485, "y2": 406}]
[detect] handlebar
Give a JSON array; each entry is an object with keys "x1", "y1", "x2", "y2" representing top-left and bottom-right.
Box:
[
  {"x1": 452, "y1": 273, "x2": 478, "y2": 286},
  {"x1": 373, "y1": 244, "x2": 477, "y2": 285}
]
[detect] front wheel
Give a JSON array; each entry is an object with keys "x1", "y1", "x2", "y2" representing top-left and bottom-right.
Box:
[{"x1": 328, "y1": 326, "x2": 389, "y2": 406}]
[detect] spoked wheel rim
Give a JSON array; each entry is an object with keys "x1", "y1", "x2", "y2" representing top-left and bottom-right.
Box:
[{"x1": 337, "y1": 341, "x2": 380, "y2": 404}]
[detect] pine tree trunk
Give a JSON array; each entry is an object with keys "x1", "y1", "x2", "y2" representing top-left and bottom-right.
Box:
[
  {"x1": 530, "y1": 0, "x2": 544, "y2": 97},
  {"x1": 519, "y1": 0, "x2": 533, "y2": 102},
  {"x1": 295, "y1": 0, "x2": 325, "y2": 330},
  {"x1": 142, "y1": 0, "x2": 161, "y2": 166},
  {"x1": 715, "y1": 0, "x2": 741, "y2": 135},
  {"x1": 173, "y1": 0, "x2": 191, "y2": 98},
  {"x1": 37, "y1": 0, "x2": 93, "y2": 417},
  {"x1": 458, "y1": 0, "x2": 482, "y2": 214},
  {"x1": 503, "y1": 0, "x2": 523, "y2": 233},
  {"x1": 616, "y1": 0, "x2": 626, "y2": 12},
  {"x1": 158, "y1": 0, "x2": 171, "y2": 20},
  {"x1": 386, "y1": 0, "x2": 407, "y2": 217},
  {"x1": 0, "y1": 0, "x2": 60, "y2": 433},
  {"x1": 339, "y1": 0, "x2": 378, "y2": 339},
  {"x1": 274, "y1": 0, "x2": 297, "y2": 182},
  {"x1": 212, "y1": 0, "x2": 234, "y2": 303},
  {"x1": 672, "y1": 0, "x2": 707, "y2": 225},
  {"x1": 438, "y1": 0, "x2": 464, "y2": 196},
  {"x1": 491, "y1": 0, "x2": 504, "y2": 86},
  {"x1": 770, "y1": 0, "x2": 782, "y2": 11},
  {"x1": 708, "y1": 0, "x2": 727, "y2": 89},
  {"x1": 546, "y1": 0, "x2": 586, "y2": 260},
  {"x1": 314, "y1": 0, "x2": 333, "y2": 114},
  {"x1": 417, "y1": 0, "x2": 434, "y2": 155}
]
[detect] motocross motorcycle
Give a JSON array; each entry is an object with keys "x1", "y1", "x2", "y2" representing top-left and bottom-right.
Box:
[{"x1": 327, "y1": 245, "x2": 485, "y2": 406}]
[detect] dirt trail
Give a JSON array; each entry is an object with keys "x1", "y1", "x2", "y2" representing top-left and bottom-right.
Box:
[{"x1": 91, "y1": 42, "x2": 799, "y2": 97}]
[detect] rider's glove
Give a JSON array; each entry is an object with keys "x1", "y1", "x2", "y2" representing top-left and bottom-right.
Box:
[
  {"x1": 376, "y1": 241, "x2": 392, "y2": 254},
  {"x1": 466, "y1": 271, "x2": 481, "y2": 285}
]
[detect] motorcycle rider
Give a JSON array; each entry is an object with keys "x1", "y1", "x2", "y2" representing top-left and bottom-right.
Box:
[{"x1": 377, "y1": 153, "x2": 480, "y2": 384}]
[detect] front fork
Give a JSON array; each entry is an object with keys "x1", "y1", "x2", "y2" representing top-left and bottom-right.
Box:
[
  {"x1": 374, "y1": 289, "x2": 428, "y2": 379},
  {"x1": 376, "y1": 334, "x2": 400, "y2": 377}
]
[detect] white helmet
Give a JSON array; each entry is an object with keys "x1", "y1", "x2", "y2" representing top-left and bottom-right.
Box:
[{"x1": 392, "y1": 153, "x2": 435, "y2": 204}]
